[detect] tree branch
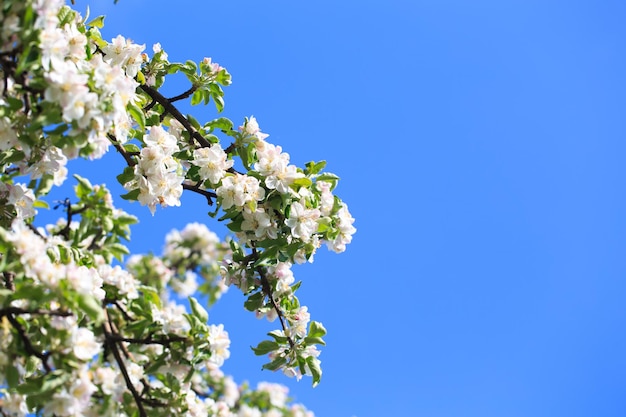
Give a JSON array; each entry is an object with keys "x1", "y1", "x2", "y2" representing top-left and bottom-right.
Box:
[
  {"x1": 168, "y1": 85, "x2": 198, "y2": 103},
  {"x1": 182, "y1": 182, "x2": 216, "y2": 205},
  {"x1": 2, "y1": 271, "x2": 14, "y2": 291},
  {"x1": 0, "y1": 307, "x2": 72, "y2": 318},
  {"x1": 103, "y1": 309, "x2": 147, "y2": 417},
  {"x1": 6, "y1": 314, "x2": 52, "y2": 373},
  {"x1": 256, "y1": 264, "x2": 296, "y2": 350},
  {"x1": 140, "y1": 85, "x2": 212, "y2": 148}
]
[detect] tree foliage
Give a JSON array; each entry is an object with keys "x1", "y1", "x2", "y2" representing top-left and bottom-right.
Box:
[{"x1": 0, "y1": 1, "x2": 356, "y2": 415}]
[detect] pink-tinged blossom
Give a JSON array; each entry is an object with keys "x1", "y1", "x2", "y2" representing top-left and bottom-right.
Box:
[
  {"x1": 241, "y1": 208, "x2": 275, "y2": 239},
  {"x1": 192, "y1": 144, "x2": 233, "y2": 184},
  {"x1": 253, "y1": 142, "x2": 288, "y2": 177},
  {"x1": 22, "y1": 144, "x2": 68, "y2": 186},
  {"x1": 285, "y1": 202, "x2": 320, "y2": 242},
  {"x1": 269, "y1": 262, "x2": 295, "y2": 296},
  {"x1": 127, "y1": 126, "x2": 184, "y2": 214},
  {"x1": 289, "y1": 306, "x2": 310, "y2": 338},
  {"x1": 265, "y1": 164, "x2": 305, "y2": 195},
  {"x1": 216, "y1": 174, "x2": 265, "y2": 210},
  {"x1": 239, "y1": 116, "x2": 269, "y2": 140},
  {"x1": 254, "y1": 141, "x2": 304, "y2": 194},
  {"x1": 316, "y1": 181, "x2": 335, "y2": 216},
  {"x1": 64, "y1": 23, "x2": 87, "y2": 60},
  {"x1": 33, "y1": 0, "x2": 64, "y2": 30},
  {"x1": 102, "y1": 35, "x2": 146, "y2": 77},
  {"x1": 289, "y1": 404, "x2": 315, "y2": 417},
  {"x1": 257, "y1": 382, "x2": 288, "y2": 408},
  {"x1": 325, "y1": 203, "x2": 356, "y2": 253},
  {"x1": 144, "y1": 125, "x2": 179, "y2": 155}
]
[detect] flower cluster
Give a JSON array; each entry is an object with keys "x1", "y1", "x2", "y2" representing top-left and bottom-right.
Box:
[
  {"x1": 124, "y1": 125, "x2": 184, "y2": 214},
  {"x1": 0, "y1": 0, "x2": 355, "y2": 415}
]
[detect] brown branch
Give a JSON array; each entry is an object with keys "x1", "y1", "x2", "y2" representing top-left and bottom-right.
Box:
[
  {"x1": 26, "y1": 223, "x2": 45, "y2": 239},
  {"x1": 256, "y1": 264, "x2": 296, "y2": 350},
  {"x1": 107, "y1": 299, "x2": 134, "y2": 322},
  {"x1": 139, "y1": 85, "x2": 211, "y2": 148},
  {"x1": 2, "y1": 271, "x2": 14, "y2": 291},
  {"x1": 0, "y1": 307, "x2": 72, "y2": 318},
  {"x1": 103, "y1": 309, "x2": 147, "y2": 417},
  {"x1": 109, "y1": 134, "x2": 137, "y2": 167},
  {"x1": 6, "y1": 314, "x2": 52, "y2": 373},
  {"x1": 182, "y1": 182, "x2": 216, "y2": 205},
  {"x1": 108, "y1": 334, "x2": 188, "y2": 346},
  {"x1": 168, "y1": 85, "x2": 198, "y2": 103}
]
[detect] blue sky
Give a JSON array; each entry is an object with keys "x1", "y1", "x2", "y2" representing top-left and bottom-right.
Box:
[{"x1": 50, "y1": 1, "x2": 626, "y2": 415}]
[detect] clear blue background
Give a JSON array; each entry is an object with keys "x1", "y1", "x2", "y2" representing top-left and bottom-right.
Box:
[{"x1": 53, "y1": 1, "x2": 626, "y2": 415}]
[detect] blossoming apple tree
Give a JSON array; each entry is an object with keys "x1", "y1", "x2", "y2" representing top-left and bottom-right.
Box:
[{"x1": 0, "y1": 1, "x2": 356, "y2": 415}]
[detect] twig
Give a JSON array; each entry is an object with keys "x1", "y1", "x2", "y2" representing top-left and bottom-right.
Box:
[
  {"x1": 109, "y1": 134, "x2": 137, "y2": 167},
  {"x1": 0, "y1": 307, "x2": 72, "y2": 318},
  {"x1": 140, "y1": 85, "x2": 211, "y2": 148},
  {"x1": 182, "y1": 182, "x2": 216, "y2": 205},
  {"x1": 2, "y1": 272, "x2": 14, "y2": 291},
  {"x1": 108, "y1": 334, "x2": 188, "y2": 346},
  {"x1": 6, "y1": 314, "x2": 52, "y2": 373},
  {"x1": 256, "y1": 265, "x2": 296, "y2": 350},
  {"x1": 168, "y1": 85, "x2": 198, "y2": 103},
  {"x1": 103, "y1": 309, "x2": 147, "y2": 417}
]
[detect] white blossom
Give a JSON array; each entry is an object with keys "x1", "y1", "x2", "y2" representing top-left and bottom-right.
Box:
[
  {"x1": 72, "y1": 327, "x2": 100, "y2": 361},
  {"x1": 192, "y1": 144, "x2": 233, "y2": 184}
]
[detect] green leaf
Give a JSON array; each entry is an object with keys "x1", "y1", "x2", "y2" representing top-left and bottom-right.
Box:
[
  {"x1": 120, "y1": 189, "x2": 140, "y2": 201},
  {"x1": 74, "y1": 174, "x2": 93, "y2": 198},
  {"x1": 116, "y1": 166, "x2": 135, "y2": 186},
  {"x1": 86, "y1": 15, "x2": 105, "y2": 28},
  {"x1": 226, "y1": 217, "x2": 243, "y2": 233},
  {"x1": 182, "y1": 60, "x2": 198, "y2": 76},
  {"x1": 213, "y1": 94, "x2": 224, "y2": 112},
  {"x1": 306, "y1": 160, "x2": 327, "y2": 175},
  {"x1": 216, "y1": 69, "x2": 232, "y2": 86},
  {"x1": 244, "y1": 291, "x2": 265, "y2": 312},
  {"x1": 191, "y1": 90, "x2": 203, "y2": 106},
  {"x1": 306, "y1": 355, "x2": 322, "y2": 387},
  {"x1": 35, "y1": 175, "x2": 54, "y2": 196},
  {"x1": 32, "y1": 200, "x2": 49, "y2": 209},
  {"x1": 17, "y1": 370, "x2": 69, "y2": 395},
  {"x1": 76, "y1": 293, "x2": 105, "y2": 324},
  {"x1": 5, "y1": 365, "x2": 20, "y2": 388},
  {"x1": 123, "y1": 143, "x2": 141, "y2": 154},
  {"x1": 267, "y1": 330, "x2": 289, "y2": 344},
  {"x1": 206, "y1": 117, "x2": 234, "y2": 132},
  {"x1": 262, "y1": 356, "x2": 287, "y2": 371},
  {"x1": 107, "y1": 242, "x2": 130, "y2": 261},
  {"x1": 304, "y1": 336, "x2": 326, "y2": 346},
  {"x1": 3, "y1": 149, "x2": 25, "y2": 164},
  {"x1": 127, "y1": 103, "x2": 146, "y2": 132},
  {"x1": 316, "y1": 173, "x2": 340, "y2": 182},
  {"x1": 188, "y1": 296, "x2": 208, "y2": 322},
  {"x1": 251, "y1": 340, "x2": 279, "y2": 356},
  {"x1": 308, "y1": 321, "x2": 327, "y2": 338},
  {"x1": 293, "y1": 177, "x2": 313, "y2": 188}
]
